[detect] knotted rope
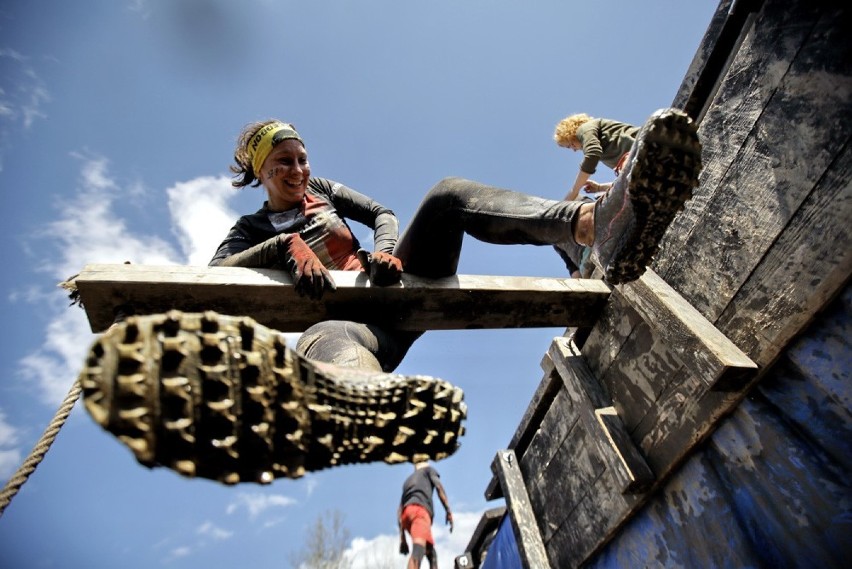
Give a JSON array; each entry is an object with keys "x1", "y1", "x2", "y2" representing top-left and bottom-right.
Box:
[{"x1": 0, "y1": 379, "x2": 82, "y2": 518}]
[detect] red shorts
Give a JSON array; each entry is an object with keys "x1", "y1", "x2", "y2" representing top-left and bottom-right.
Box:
[{"x1": 400, "y1": 504, "x2": 434, "y2": 545}]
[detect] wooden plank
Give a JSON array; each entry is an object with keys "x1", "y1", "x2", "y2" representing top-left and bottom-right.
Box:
[
  {"x1": 660, "y1": 0, "x2": 818, "y2": 266},
  {"x1": 549, "y1": 338, "x2": 655, "y2": 494},
  {"x1": 484, "y1": 358, "x2": 563, "y2": 501},
  {"x1": 526, "y1": 419, "x2": 603, "y2": 544},
  {"x1": 618, "y1": 269, "x2": 757, "y2": 390},
  {"x1": 598, "y1": 318, "x2": 684, "y2": 436},
  {"x1": 595, "y1": 407, "x2": 655, "y2": 494},
  {"x1": 581, "y1": 288, "x2": 644, "y2": 381},
  {"x1": 491, "y1": 450, "x2": 551, "y2": 569},
  {"x1": 672, "y1": 0, "x2": 761, "y2": 121},
  {"x1": 716, "y1": 143, "x2": 852, "y2": 371},
  {"x1": 633, "y1": 373, "x2": 742, "y2": 479},
  {"x1": 656, "y1": 3, "x2": 850, "y2": 320},
  {"x1": 506, "y1": 359, "x2": 563, "y2": 459},
  {"x1": 71, "y1": 263, "x2": 611, "y2": 333},
  {"x1": 520, "y1": 389, "x2": 593, "y2": 543},
  {"x1": 546, "y1": 464, "x2": 643, "y2": 569}
]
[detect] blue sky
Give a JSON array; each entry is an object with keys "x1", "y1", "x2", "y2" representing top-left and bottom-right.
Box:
[{"x1": 0, "y1": 1, "x2": 717, "y2": 567}]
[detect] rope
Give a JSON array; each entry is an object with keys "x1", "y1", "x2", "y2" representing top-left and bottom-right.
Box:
[{"x1": 0, "y1": 379, "x2": 82, "y2": 519}]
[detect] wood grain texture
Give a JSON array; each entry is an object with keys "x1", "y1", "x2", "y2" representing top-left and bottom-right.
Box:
[
  {"x1": 72, "y1": 263, "x2": 610, "y2": 333},
  {"x1": 491, "y1": 451, "x2": 551, "y2": 569},
  {"x1": 549, "y1": 338, "x2": 654, "y2": 494},
  {"x1": 617, "y1": 270, "x2": 757, "y2": 390}
]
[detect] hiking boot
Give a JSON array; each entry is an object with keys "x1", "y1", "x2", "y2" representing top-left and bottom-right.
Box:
[
  {"x1": 592, "y1": 108, "x2": 702, "y2": 284},
  {"x1": 79, "y1": 310, "x2": 466, "y2": 484}
]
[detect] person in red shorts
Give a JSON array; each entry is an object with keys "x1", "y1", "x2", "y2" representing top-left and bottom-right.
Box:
[{"x1": 398, "y1": 460, "x2": 454, "y2": 568}]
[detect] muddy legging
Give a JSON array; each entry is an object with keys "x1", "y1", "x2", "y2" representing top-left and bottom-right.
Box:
[{"x1": 296, "y1": 177, "x2": 583, "y2": 372}]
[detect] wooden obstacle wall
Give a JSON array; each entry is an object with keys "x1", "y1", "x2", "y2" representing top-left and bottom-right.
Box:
[{"x1": 470, "y1": 0, "x2": 852, "y2": 566}]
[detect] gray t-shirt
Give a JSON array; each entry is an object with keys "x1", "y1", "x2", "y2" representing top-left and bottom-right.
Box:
[{"x1": 400, "y1": 466, "x2": 442, "y2": 519}]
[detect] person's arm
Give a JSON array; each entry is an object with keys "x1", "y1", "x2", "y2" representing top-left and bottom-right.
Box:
[
  {"x1": 564, "y1": 170, "x2": 591, "y2": 201},
  {"x1": 315, "y1": 178, "x2": 399, "y2": 253},
  {"x1": 321, "y1": 178, "x2": 403, "y2": 285},
  {"x1": 212, "y1": 232, "x2": 336, "y2": 300},
  {"x1": 435, "y1": 482, "x2": 453, "y2": 533},
  {"x1": 565, "y1": 127, "x2": 602, "y2": 201},
  {"x1": 584, "y1": 180, "x2": 612, "y2": 194}
]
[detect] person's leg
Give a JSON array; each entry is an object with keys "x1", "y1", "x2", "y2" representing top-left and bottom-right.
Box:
[
  {"x1": 394, "y1": 177, "x2": 583, "y2": 278},
  {"x1": 296, "y1": 320, "x2": 421, "y2": 373},
  {"x1": 395, "y1": 108, "x2": 701, "y2": 285},
  {"x1": 79, "y1": 311, "x2": 464, "y2": 484},
  {"x1": 587, "y1": 108, "x2": 702, "y2": 283},
  {"x1": 403, "y1": 506, "x2": 434, "y2": 569},
  {"x1": 409, "y1": 543, "x2": 426, "y2": 569},
  {"x1": 426, "y1": 543, "x2": 438, "y2": 568}
]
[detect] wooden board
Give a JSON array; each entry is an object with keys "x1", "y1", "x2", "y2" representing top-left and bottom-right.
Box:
[
  {"x1": 71, "y1": 263, "x2": 611, "y2": 333},
  {"x1": 491, "y1": 450, "x2": 551, "y2": 569},
  {"x1": 548, "y1": 3, "x2": 852, "y2": 566}
]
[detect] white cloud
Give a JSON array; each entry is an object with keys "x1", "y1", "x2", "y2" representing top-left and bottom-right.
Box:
[
  {"x1": 0, "y1": 48, "x2": 51, "y2": 171},
  {"x1": 0, "y1": 411, "x2": 23, "y2": 480},
  {"x1": 196, "y1": 521, "x2": 233, "y2": 541},
  {"x1": 345, "y1": 533, "x2": 399, "y2": 569},
  {"x1": 225, "y1": 492, "x2": 297, "y2": 520},
  {"x1": 167, "y1": 545, "x2": 192, "y2": 560},
  {"x1": 0, "y1": 449, "x2": 23, "y2": 483},
  {"x1": 343, "y1": 508, "x2": 487, "y2": 569},
  {"x1": 15, "y1": 154, "x2": 182, "y2": 406},
  {"x1": 44, "y1": 153, "x2": 180, "y2": 278},
  {"x1": 166, "y1": 175, "x2": 240, "y2": 266}
]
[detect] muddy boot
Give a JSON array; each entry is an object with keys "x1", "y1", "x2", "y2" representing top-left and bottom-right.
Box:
[
  {"x1": 79, "y1": 310, "x2": 466, "y2": 484},
  {"x1": 592, "y1": 108, "x2": 702, "y2": 284}
]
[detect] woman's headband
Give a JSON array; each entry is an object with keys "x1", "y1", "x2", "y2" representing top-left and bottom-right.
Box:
[{"x1": 248, "y1": 122, "x2": 303, "y2": 176}]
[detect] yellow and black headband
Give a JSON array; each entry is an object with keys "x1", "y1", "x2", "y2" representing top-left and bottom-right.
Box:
[{"x1": 248, "y1": 122, "x2": 303, "y2": 175}]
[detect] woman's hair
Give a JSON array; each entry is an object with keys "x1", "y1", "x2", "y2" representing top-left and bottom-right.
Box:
[
  {"x1": 230, "y1": 119, "x2": 297, "y2": 188},
  {"x1": 553, "y1": 113, "x2": 592, "y2": 147}
]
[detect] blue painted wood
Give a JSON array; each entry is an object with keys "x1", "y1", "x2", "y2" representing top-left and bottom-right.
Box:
[
  {"x1": 587, "y1": 286, "x2": 852, "y2": 568},
  {"x1": 481, "y1": 514, "x2": 524, "y2": 569}
]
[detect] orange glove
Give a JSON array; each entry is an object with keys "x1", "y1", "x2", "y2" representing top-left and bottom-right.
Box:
[
  {"x1": 357, "y1": 249, "x2": 403, "y2": 286},
  {"x1": 280, "y1": 234, "x2": 336, "y2": 299}
]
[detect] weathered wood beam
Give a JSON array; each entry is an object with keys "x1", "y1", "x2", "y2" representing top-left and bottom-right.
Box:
[
  {"x1": 618, "y1": 269, "x2": 757, "y2": 391},
  {"x1": 491, "y1": 450, "x2": 551, "y2": 569},
  {"x1": 549, "y1": 338, "x2": 655, "y2": 495},
  {"x1": 71, "y1": 263, "x2": 611, "y2": 333}
]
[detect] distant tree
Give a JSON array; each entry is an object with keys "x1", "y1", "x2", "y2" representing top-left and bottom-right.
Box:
[{"x1": 290, "y1": 509, "x2": 352, "y2": 569}]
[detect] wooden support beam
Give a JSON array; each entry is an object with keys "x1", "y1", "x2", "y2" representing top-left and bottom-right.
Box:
[
  {"x1": 617, "y1": 269, "x2": 757, "y2": 391},
  {"x1": 549, "y1": 338, "x2": 655, "y2": 494},
  {"x1": 491, "y1": 450, "x2": 551, "y2": 569},
  {"x1": 71, "y1": 263, "x2": 611, "y2": 333}
]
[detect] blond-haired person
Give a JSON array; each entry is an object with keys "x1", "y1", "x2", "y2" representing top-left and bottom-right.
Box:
[{"x1": 554, "y1": 113, "x2": 639, "y2": 201}]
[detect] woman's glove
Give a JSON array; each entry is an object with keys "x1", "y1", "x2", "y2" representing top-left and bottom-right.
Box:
[
  {"x1": 280, "y1": 234, "x2": 337, "y2": 299},
  {"x1": 357, "y1": 249, "x2": 403, "y2": 286}
]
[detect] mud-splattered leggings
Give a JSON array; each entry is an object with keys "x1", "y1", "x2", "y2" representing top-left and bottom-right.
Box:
[{"x1": 296, "y1": 177, "x2": 582, "y2": 372}]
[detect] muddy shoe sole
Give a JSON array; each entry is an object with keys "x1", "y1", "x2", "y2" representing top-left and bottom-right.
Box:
[
  {"x1": 602, "y1": 109, "x2": 702, "y2": 284},
  {"x1": 79, "y1": 310, "x2": 466, "y2": 484}
]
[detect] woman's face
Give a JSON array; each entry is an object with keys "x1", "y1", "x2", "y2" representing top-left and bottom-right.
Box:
[{"x1": 258, "y1": 138, "x2": 311, "y2": 210}]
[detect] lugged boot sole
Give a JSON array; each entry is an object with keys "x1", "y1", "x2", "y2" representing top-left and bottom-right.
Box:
[
  {"x1": 79, "y1": 310, "x2": 467, "y2": 484},
  {"x1": 604, "y1": 109, "x2": 702, "y2": 284}
]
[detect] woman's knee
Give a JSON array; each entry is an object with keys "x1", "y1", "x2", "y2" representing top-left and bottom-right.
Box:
[{"x1": 424, "y1": 177, "x2": 471, "y2": 204}]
